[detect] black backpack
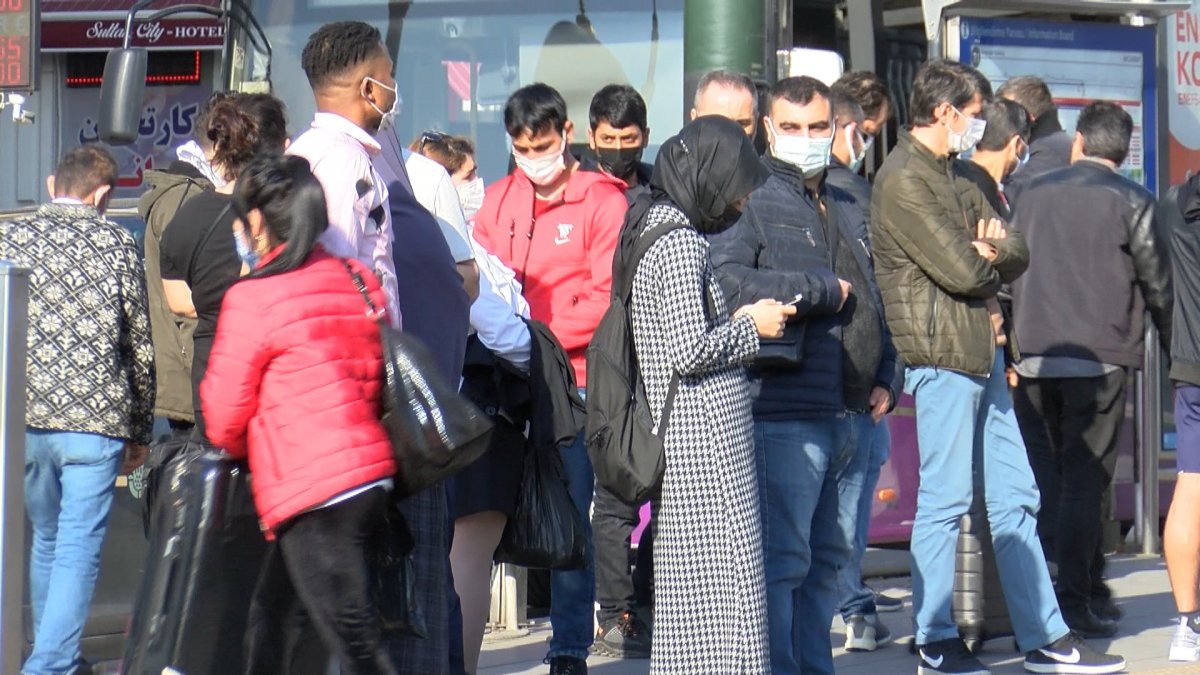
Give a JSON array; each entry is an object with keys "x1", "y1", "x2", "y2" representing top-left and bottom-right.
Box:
[{"x1": 585, "y1": 196, "x2": 705, "y2": 505}]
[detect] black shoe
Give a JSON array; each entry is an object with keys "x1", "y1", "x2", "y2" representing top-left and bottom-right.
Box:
[
  {"x1": 1024, "y1": 632, "x2": 1126, "y2": 674},
  {"x1": 917, "y1": 638, "x2": 990, "y2": 675},
  {"x1": 1089, "y1": 597, "x2": 1123, "y2": 622},
  {"x1": 1062, "y1": 608, "x2": 1118, "y2": 639},
  {"x1": 594, "y1": 611, "x2": 652, "y2": 659},
  {"x1": 548, "y1": 656, "x2": 588, "y2": 675}
]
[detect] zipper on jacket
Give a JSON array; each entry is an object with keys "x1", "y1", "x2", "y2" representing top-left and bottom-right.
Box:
[{"x1": 927, "y1": 291, "x2": 938, "y2": 344}]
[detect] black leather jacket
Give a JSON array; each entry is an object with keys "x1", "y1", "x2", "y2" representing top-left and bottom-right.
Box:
[{"x1": 1011, "y1": 159, "x2": 1172, "y2": 369}]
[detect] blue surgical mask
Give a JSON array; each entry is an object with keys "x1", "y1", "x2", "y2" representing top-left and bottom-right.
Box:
[
  {"x1": 770, "y1": 120, "x2": 833, "y2": 179},
  {"x1": 234, "y1": 231, "x2": 259, "y2": 270}
]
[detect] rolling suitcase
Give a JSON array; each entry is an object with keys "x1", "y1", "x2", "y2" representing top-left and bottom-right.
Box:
[
  {"x1": 952, "y1": 495, "x2": 1014, "y2": 654},
  {"x1": 122, "y1": 447, "x2": 267, "y2": 674}
]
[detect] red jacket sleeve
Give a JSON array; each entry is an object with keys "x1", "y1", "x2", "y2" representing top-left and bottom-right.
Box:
[
  {"x1": 546, "y1": 184, "x2": 626, "y2": 352},
  {"x1": 200, "y1": 286, "x2": 272, "y2": 458}
]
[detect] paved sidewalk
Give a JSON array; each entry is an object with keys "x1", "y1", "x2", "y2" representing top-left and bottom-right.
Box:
[{"x1": 480, "y1": 554, "x2": 1200, "y2": 674}]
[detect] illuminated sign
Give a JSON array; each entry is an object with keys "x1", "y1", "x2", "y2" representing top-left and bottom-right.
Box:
[{"x1": 0, "y1": 0, "x2": 38, "y2": 90}]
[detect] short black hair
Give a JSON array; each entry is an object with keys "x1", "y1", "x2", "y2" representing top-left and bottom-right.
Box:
[
  {"x1": 834, "y1": 70, "x2": 891, "y2": 121},
  {"x1": 301, "y1": 21, "x2": 383, "y2": 89},
  {"x1": 504, "y1": 83, "x2": 568, "y2": 138},
  {"x1": 829, "y1": 86, "x2": 865, "y2": 128},
  {"x1": 768, "y1": 76, "x2": 830, "y2": 110},
  {"x1": 910, "y1": 60, "x2": 986, "y2": 127},
  {"x1": 1076, "y1": 100, "x2": 1133, "y2": 165},
  {"x1": 589, "y1": 84, "x2": 647, "y2": 132},
  {"x1": 997, "y1": 75, "x2": 1055, "y2": 120},
  {"x1": 54, "y1": 145, "x2": 118, "y2": 198},
  {"x1": 976, "y1": 99, "x2": 1030, "y2": 152}
]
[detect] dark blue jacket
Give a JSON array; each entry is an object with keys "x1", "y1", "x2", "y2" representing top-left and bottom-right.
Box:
[{"x1": 708, "y1": 157, "x2": 901, "y2": 419}]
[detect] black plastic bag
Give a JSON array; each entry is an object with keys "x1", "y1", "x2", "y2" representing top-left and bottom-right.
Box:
[
  {"x1": 344, "y1": 262, "x2": 494, "y2": 497},
  {"x1": 494, "y1": 445, "x2": 588, "y2": 570},
  {"x1": 124, "y1": 448, "x2": 267, "y2": 674},
  {"x1": 371, "y1": 502, "x2": 428, "y2": 639}
]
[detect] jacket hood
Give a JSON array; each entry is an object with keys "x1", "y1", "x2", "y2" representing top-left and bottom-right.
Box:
[{"x1": 138, "y1": 161, "x2": 212, "y2": 219}]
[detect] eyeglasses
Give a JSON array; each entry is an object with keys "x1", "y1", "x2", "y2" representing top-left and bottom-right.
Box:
[{"x1": 417, "y1": 130, "x2": 448, "y2": 153}]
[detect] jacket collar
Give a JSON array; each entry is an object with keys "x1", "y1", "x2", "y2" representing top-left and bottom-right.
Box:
[
  {"x1": 899, "y1": 128, "x2": 952, "y2": 173},
  {"x1": 1075, "y1": 157, "x2": 1118, "y2": 173},
  {"x1": 765, "y1": 155, "x2": 826, "y2": 199},
  {"x1": 1030, "y1": 112, "x2": 1065, "y2": 144},
  {"x1": 310, "y1": 112, "x2": 381, "y2": 157},
  {"x1": 509, "y1": 164, "x2": 623, "y2": 206},
  {"x1": 38, "y1": 202, "x2": 100, "y2": 220}
]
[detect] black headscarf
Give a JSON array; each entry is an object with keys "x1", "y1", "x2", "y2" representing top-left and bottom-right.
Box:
[{"x1": 650, "y1": 115, "x2": 770, "y2": 235}]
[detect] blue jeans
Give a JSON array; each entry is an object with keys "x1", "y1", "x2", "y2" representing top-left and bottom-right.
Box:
[
  {"x1": 906, "y1": 352, "x2": 1068, "y2": 652},
  {"x1": 548, "y1": 429, "x2": 595, "y2": 660},
  {"x1": 24, "y1": 428, "x2": 124, "y2": 675},
  {"x1": 755, "y1": 416, "x2": 860, "y2": 675},
  {"x1": 838, "y1": 416, "x2": 890, "y2": 619}
]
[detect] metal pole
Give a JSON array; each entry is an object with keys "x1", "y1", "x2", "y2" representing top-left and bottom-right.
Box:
[
  {"x1": 0, "y1": 262, "x2": 29, "y2": 675},
  {"x1": 1138, "y1": 319, "x2": 1163, "y2": 554}
]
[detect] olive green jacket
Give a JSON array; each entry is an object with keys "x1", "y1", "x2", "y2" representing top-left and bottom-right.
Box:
[
  {"x1": 869, "y1": 130, "x2": 1028, "y2": 377},
  {"x1": 138, "y1": 164, "x2": 211, "y2": 422}
]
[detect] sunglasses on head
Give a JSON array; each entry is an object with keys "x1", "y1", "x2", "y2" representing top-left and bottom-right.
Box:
[{"x1": 417, "y1": 130, "x2": 448, "y2": 153}]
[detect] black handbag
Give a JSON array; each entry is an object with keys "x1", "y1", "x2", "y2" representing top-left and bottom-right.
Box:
[
  {"x1": 342, "y1": 261, "x2": 494, "y2": 498},
  {"x1": 494, "y1": 443, "x2": 588, "y2": 570},
  {"x1": 754, "y1": 323, "x2": 806, "y2": 370}
]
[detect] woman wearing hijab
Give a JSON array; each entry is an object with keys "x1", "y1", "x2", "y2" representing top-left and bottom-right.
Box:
[{"x1": 630, "y1": 116, "x2": 794, "y2": 673}]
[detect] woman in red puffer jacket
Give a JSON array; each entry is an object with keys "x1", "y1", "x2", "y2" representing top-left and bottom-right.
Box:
[{"x1": 201, "y1": 154, "x2": 397, "y2": 675}]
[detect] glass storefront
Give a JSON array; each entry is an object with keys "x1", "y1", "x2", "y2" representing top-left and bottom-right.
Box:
[{"x1": 254, "y1": 0, "x2": 684, "y2": 182}]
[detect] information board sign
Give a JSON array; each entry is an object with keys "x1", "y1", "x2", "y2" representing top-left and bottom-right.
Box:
[{"x1": 950, "y1": 17, "x2": 1157, "y2": 192}]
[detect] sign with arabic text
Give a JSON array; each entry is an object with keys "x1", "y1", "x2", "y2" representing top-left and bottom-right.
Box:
[
  {"x1": 41, "y1": 18, "x2": 224, "y2": 51},
  {"x1": 64, "y1": 83, "x2": 211, "y2": 198}
]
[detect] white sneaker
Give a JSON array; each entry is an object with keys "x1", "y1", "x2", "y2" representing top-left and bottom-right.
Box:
[
  {"x1": 845, "y1": 613, "x2": 892, "y2": 652},
  {"x1": 1170, "y1": 616, "x2": 1200, "y2": 662}
]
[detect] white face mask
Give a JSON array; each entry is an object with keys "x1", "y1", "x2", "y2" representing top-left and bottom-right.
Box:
[
  {"x1": 770, "y1": 121, "x2": 833, "y2": 179},
  {"x1": 846, "y1": 127, "x2": 870, "y2": 173},
  {"x1": 457, "y1": 176, "x2": 485, "y2": 220},
  {"x1": 945, "y1": 106, "x2": 987, "y2": 154},
  {"x1": 513, "y1": 132, "x2": 567, "y2": 186},
  {"x1": 363, "y1": 76, "x2": 402, "y2": 133}
]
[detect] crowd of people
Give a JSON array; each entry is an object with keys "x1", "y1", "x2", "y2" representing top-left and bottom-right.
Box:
[{"x1": 13, "y1": 15, "x2": 1200, "y2": 675}]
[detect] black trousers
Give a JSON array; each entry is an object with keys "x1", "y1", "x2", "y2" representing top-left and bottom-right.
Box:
[
  {"x1": 593, "y1": 483, "x2": 656, "y2": 625},
  {"x1": 1013, "y1": 371, "x2": 1126, "y2": 614},
  {"x1": 244, "y1": 486, "x2": 397, "y2": 675}
]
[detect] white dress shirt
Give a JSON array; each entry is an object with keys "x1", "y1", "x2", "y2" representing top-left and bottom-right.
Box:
[
  {"x1": 287, "y1": 113, "x2": 400, "y2": 326},
  {"x1": 471, "y1": 238, "x2": 532, "y2": 370},
  {"x1": 403, "y1": 150, "x2": 475, "y2": 263}
]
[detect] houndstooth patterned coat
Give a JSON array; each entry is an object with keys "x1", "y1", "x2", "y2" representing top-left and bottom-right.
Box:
[{"x1": 630, "y1": 204, "x2": 770, "y2": 674}]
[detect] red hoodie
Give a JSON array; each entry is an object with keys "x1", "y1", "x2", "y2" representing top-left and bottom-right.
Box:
[{"x1": 473, "y1": 166, "x2": 628, "y2": 386}]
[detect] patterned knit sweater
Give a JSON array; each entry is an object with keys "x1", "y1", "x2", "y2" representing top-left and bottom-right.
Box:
[{"x1": 0, "y1": 203, "x2": 155, "y2": 443}]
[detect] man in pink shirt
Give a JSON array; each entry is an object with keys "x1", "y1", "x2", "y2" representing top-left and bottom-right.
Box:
[{"x1": 287, "y1": 21, "x2": 400, "y2": 323}]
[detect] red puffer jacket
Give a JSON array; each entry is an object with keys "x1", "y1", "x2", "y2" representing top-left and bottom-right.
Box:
[{"x1": 201, "y1": 246, "x2": 395, "y2": 535}]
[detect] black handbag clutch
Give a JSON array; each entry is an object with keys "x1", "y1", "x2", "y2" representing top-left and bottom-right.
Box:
[
  {"x1": 753, "y1": 321, "x2": 806, "y2": 370},
  {"x1": 343, "y1": 261, "x2": 494, "y2": 498}
]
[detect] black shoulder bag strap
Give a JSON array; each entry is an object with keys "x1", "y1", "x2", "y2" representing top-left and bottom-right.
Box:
[{"x1": 630, "y1": 221, "x2": 716, "y2": 438}]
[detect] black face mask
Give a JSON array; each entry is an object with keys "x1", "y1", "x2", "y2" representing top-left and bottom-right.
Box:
[
  {"x1": 596, "y1": 146, "x2": 644, "y2": 180},
  {"x1": 698, "y1": 202, "x2": 744, "y2": 236}
]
